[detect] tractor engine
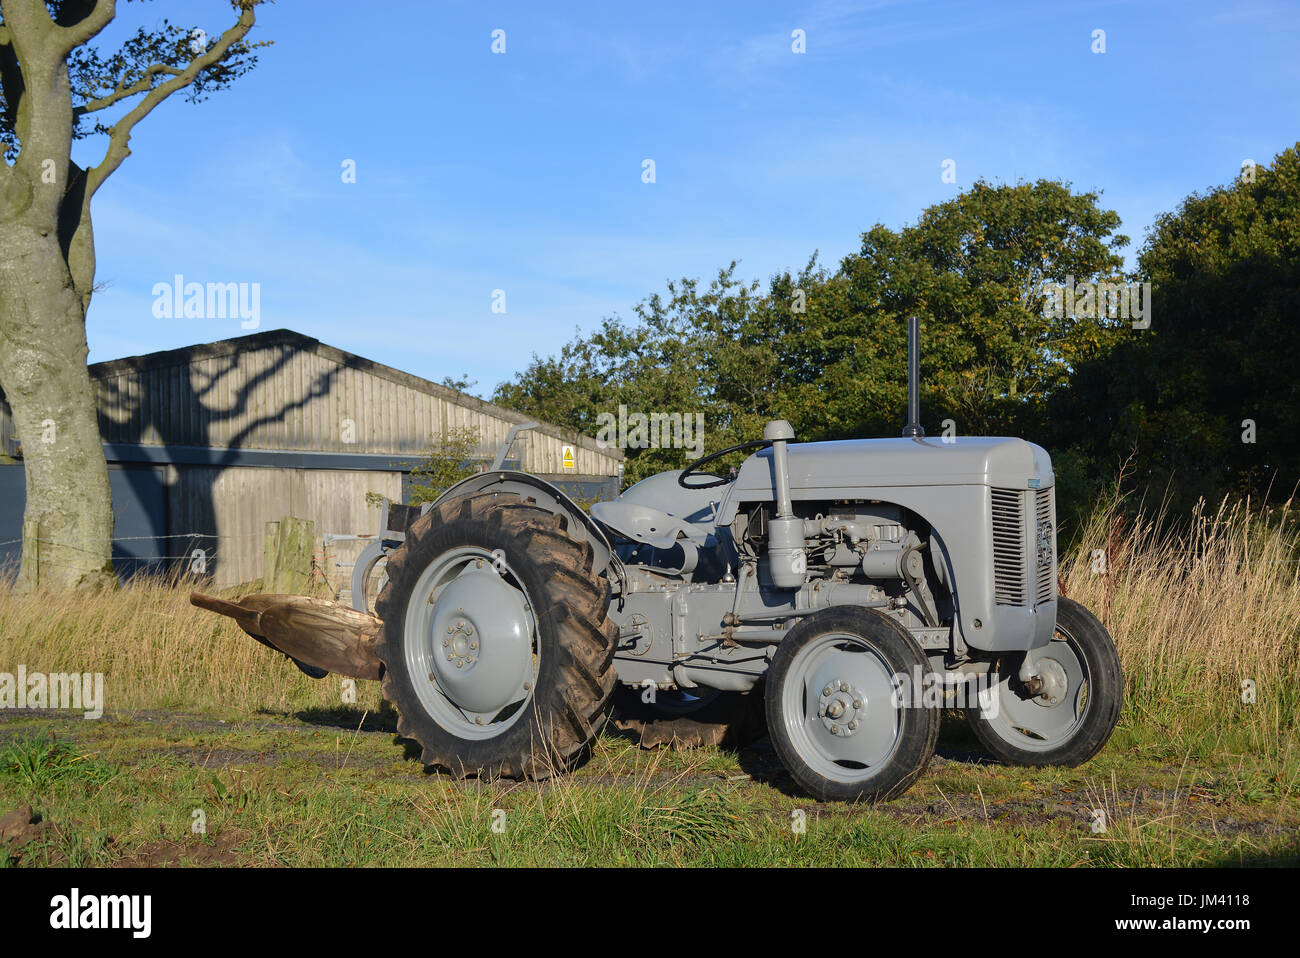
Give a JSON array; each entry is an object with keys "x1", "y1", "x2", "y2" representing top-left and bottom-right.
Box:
[{"x1": 731, "y1": 499, "x2": 946, "y2": 630}]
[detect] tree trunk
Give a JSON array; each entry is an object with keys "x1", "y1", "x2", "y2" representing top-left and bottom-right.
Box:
[
  {"x1": 0, "y1": 0, "x2": 260, "y2": 591},
  {"x1": 0, "y1": 222, "x2": 114, "y2": 590}
]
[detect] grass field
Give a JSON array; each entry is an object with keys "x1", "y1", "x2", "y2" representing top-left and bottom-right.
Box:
[{"x1": 1, "y1": 495, "x2": 1297, "y2": 867}]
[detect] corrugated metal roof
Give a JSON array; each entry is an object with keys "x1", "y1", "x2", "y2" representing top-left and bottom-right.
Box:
[{"x1": 82, "y1": 328, "x2": 621, "y2": 463}]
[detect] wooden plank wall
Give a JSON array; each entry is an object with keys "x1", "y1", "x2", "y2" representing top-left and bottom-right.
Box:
[
  {"x1": 169, "y1": 465, "x2": 403, "y2": 588},
  {"x1": 92, "y1": 343, "x2": 621, "y2": 476}
]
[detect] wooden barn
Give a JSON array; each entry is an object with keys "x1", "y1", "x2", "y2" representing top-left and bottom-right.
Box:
[{"x1": 0, "y1": 329, "x2": 623, "y2": 588}]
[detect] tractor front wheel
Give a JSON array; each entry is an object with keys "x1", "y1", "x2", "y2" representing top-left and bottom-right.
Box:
[
  {"x1": 766, "y1": 607, "x2": 939, "y2": 803},
  {"x1": 964, "y1": 597, "x2": 1123, "y2": 767}
]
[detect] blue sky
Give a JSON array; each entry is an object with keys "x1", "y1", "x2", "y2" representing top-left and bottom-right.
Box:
[{"x1": 77, "y1": 0, "x2": 1299, "y2": 394}]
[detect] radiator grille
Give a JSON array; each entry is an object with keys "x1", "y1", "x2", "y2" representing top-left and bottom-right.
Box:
[
  {"x1": 991, "y1": 488, "x2": 1026, "y2": 605},
  {"x1": 1035, "y1": 487, "x2": 1056, "y2": 605}
]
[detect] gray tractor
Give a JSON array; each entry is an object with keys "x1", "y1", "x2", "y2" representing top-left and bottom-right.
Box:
[{"x1": 195, "y1": 318, "x2": 1122, "y2": 802}]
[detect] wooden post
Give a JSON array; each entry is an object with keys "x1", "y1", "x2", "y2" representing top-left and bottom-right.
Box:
[
  {"x1": 266, "y1": 516, "x2": 315, "y2": 594},
  {"x1": 263, "y1": 520, "x2": 280, "y2": 591}
]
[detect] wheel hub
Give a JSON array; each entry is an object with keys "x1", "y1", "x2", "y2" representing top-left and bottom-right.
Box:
[
  {"x1": 427, "y1": 565, "x2": 533, "y2": 716},
  {"x1": 818, "y1": 679, "x2": 866, "y2": 737},
  {"x1": 1031, "y1": 658, "x2": 1069, "y2": 707},
  {"x1": 442, "y1": 618, "x2": 479, "y2": 669}
]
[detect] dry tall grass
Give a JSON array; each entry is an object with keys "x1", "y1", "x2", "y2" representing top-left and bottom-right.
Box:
[
  {"x1": 1061, "y1": 492, "x2": 1300, "y2": 755},
  {"x1": 0, "y1": 495, "x2": 1297, "y2": 755},
  {"x1": 0, "y1": 573, "x2": 385, "y2": 715}
]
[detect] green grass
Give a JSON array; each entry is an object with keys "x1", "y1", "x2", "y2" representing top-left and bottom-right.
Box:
[
  {"x1": 0, "y1": 493, "x2": 1297, "y2": 866},
  {"x1": 0, "y1": 710, "x2": 1295, "y2": 867}
]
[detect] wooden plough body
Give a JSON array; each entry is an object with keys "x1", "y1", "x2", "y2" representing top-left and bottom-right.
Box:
[{"x1": 190, "y1": 592, "x2": 384, "y2": 680}]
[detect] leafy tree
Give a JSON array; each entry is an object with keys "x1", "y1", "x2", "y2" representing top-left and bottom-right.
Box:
[
  {"x1": 496, "y1": 180, "x2": 1130, "y2": 502},
  {"x1": 836, "y1": 179, "x2": 1129, "y2": 442},
  {"x1": 1065, "y1": 144, "x2": 1300, "y2": 516},
  {"x1": 495, "y1": 264, "x2": 767, "y2": 483},
  {"x1": 406, "y1": 426, "x2": 482, "y2": 505},
  {"x1": 0, "y1": 0, "x2": 268, "y2": 589},
  {"x1": 439, "y1": 373, "x2": 478, "y2": 396}
]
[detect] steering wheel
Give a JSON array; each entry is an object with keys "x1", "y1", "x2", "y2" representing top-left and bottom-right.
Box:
[{"x1": 678, "y1": 438, "x2": 772, "y2": 489}]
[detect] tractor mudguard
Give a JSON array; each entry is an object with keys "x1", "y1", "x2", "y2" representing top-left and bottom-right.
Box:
[{"x1": 431, "y1": 471, "x2": 618, "y2": 575}]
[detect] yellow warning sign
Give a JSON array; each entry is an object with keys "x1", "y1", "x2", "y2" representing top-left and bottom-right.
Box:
[{"x1": 562, "y1": 445, "x2": 576, "y2": 471}]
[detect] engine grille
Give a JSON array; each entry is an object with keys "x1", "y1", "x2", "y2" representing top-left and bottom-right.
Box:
[
  {"x1": 991, "y1": 486, "x2": 1056, "y2": 607},
  {"x1": 1035, "y1": 487, "x2": 1056, "y2": 605},
  {"x1": 991, "y1": 488, "x2": 1026, "y2": 605}
]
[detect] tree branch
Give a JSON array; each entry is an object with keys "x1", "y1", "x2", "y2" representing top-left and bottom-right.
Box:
[
  {"x1": 0, "y1": 0, "x2": 53, "y2": 37},
  {"x1": 52, "y1": 0, "x2": 116, "y2": 55},
  {"x1": 85, "y1": 3, "x2": 256, "y2": 196},
  {"x1": 74, "y1": 61, "x2": 184, "y2": 115}
]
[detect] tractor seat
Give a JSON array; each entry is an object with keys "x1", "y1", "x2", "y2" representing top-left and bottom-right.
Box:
[
  {"x1": 589, "y1": 501, "x2": 693, "y2": 550},
  {"x1": 590, "y1": 470, "x2": 720, "y2": 549}
]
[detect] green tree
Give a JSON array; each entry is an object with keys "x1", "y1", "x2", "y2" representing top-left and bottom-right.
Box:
[
  {"x1": 0, "y1": 0, "x2": 268, "y2": 589},
  {"x1": 496, "y1": 180, "x2": 1130, "y2": 499},
  {"x1": 405, "y1": 425, "x2": 482, "y2": 505},
  {"x1": 836, "y1": 179, "x2": 1129, "y2": 442},
  {"x1": 495, "y1": 264, "x2": 770, "y2": 483},
  {"x1": 1065, "y1": 144, "x2": 1300, "y2": 515}
]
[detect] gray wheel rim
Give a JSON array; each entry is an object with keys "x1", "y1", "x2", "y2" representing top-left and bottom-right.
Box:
[
  {"x1": 781, "y1": 632, "x2": 902, "y2": 785},
  {"x1": 359, "y1": 555, "x2": 387, "y2": 613},
  {"x1": 351, "y1": 541, "x2": 390, "y2": 614},
  {"x1": 980, "y1": 625, "x2": 1090, "y2": 752},
  {"x1": 403, "y1": 546, "x2": 539, "y2": 740}
]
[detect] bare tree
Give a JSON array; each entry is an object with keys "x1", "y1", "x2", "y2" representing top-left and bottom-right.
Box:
[{"x1": 0, "y1": 0, "x2": 268, "y2": 589}]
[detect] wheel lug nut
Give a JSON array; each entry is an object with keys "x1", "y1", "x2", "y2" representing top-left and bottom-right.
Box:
[
  {"x1": 853, "y1": 699, "x2": 862, "y2": 709},
  {"x1": 840, "y1": 682, "x2": 850, "y2": 692},
  {"x1": 823, "y1": 685, "x2": 834, "y2": 696},
  {"x1": 848, "y1": 721, "x2": 857, "y2": 730},
  {"x1": 470, "y1": 641, "x2": 478, "y2": 650},
  {"x1": 831, "y1": 724, "x2": 840, "y2": 734}
]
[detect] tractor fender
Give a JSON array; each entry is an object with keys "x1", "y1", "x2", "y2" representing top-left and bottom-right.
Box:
[{"x1": 429, "y1": 471, "x2": 618, "y2": 575}]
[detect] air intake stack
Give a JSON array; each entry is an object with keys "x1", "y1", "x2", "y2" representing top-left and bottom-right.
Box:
[{"x1": 764, "y1": 419, "x2": 806, "y2": 589}]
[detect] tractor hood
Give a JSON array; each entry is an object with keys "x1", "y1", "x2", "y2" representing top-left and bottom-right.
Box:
[{"x1": 717, "y1": 436, "x2": 1052, "y2": 523}]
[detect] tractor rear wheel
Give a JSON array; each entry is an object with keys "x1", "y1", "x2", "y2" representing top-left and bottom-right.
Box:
[{"x1": 374, "y1": 492, "x2": 617, "y2": 779}]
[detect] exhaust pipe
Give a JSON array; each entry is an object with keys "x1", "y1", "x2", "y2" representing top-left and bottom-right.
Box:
[{"x1": 902, "y1": 315, "x2": 925, "y2": 439}]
